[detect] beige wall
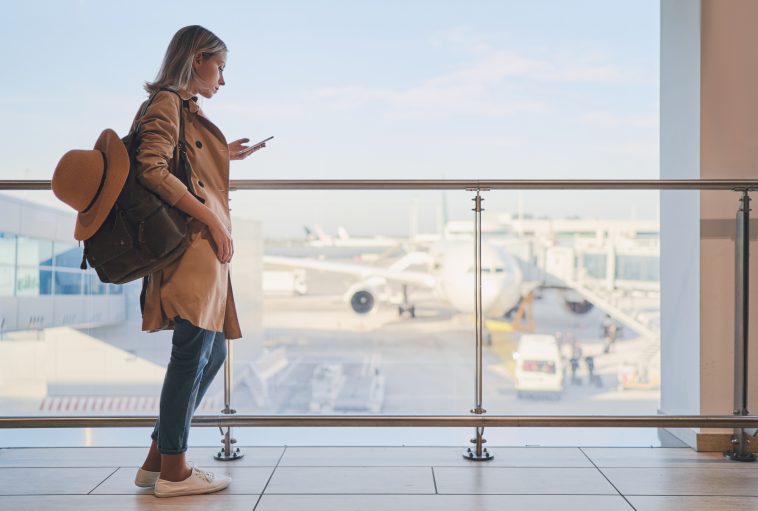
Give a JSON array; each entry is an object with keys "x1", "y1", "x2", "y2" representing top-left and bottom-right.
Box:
[
  {"x1": 699, "y1": 0, "x2": 758, "y2": 421},
  {"x1": 662, "y1": 0, "x2": 758, "y2": 449}
]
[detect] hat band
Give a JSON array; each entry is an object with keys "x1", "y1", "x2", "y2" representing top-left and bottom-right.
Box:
[{"x1": 81, "y1": 150, "x2": 109, "y2": 214}]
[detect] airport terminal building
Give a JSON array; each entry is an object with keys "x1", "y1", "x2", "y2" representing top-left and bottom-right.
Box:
[{"x1": 0, "y1": 194, "x2": 130, "y2": 334}]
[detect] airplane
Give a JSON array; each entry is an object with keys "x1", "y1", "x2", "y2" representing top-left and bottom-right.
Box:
[
  {"x1": 303, "y1": 224, "x2": 401, "y2": 248},
  {"x1": 264, "y1": 240, "x2": 535, "y2": 320}
]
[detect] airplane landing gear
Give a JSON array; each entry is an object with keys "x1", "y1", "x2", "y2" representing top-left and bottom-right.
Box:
[
  {"x1": 398, "y1": 285, "x2": 416, "y2": 318},
  {"x1": 398, "y1": 304, "x2": 416, "y2": 318}
]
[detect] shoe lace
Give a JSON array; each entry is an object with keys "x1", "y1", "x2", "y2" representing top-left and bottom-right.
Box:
[{"x1": 193, "y1": 467, "x2": 215, "y2": 483}]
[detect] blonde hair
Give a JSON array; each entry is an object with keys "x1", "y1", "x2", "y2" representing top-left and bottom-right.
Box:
[{"x1": 145, "y1": 25, "x2": 227, "y2": 95}]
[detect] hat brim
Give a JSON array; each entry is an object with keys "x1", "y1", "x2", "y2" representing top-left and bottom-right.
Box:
[{"x1": 73, "y1": 129, "x2": 130, "y2": 240}]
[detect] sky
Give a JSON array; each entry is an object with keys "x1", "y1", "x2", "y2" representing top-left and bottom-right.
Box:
[{"x1": 0, "y1": 0, "x2": 660, "y2": 237}]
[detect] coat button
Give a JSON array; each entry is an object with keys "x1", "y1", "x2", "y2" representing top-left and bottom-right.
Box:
[{"x1": 195, "y1": 140, "x2": 203, "y2": 149}]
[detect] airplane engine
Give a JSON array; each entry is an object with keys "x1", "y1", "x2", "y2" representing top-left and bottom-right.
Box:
[
  {"x1": 565, "y1": 299, "x2": 594, "y2": 314},
  {"x1": 350, "y1": 289, "x2": 375, "y2": 314},
  {"x1": 344, "y1": 280, "x2": 383, "y2": 314},
  {"x1": 562, "y1": 290, "x2": 594, "y2": 314}
]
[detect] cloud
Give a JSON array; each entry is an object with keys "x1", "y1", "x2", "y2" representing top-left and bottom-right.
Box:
[
  {"x1": 307, "y1": 29, "x2": 655, "y2": 120},
  {"x1": 430, "y1": 28, "x2": 655, "y2": 85}
]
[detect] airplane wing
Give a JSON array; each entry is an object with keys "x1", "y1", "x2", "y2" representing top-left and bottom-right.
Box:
[{"x1": 263, "y1": 255, "x2": 438, "y2": 289}]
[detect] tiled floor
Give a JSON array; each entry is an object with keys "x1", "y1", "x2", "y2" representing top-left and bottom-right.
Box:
[{"x1": 2, "y1": 446, "x2": 758, "y2": 510}]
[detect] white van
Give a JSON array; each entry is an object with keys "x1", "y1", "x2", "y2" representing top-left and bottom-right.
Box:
[{"x1": 513, "y1": 334, "x2": 565, "y2": 398}]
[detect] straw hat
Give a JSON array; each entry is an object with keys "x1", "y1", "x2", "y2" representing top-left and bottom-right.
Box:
[{"x1": 52, "y1": 129, "x2": 129, "y2": 240}]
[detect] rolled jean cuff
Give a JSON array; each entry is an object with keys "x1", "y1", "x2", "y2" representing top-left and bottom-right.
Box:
[{"x1": 157, "y1": 446, "x2": 188, "y2": 455}]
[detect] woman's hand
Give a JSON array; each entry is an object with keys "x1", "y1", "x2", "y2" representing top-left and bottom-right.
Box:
[
  {"x1": 174, "y1": 192, "x2": 234, "y2": 263},
  {"x1": 229, "y1": 138, "x2": 266, "y2": 160},
  {"x1": 207, "y1": 215, "x2": 234, "y2": 263}
]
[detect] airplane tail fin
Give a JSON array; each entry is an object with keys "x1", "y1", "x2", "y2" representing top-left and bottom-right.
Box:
[{"x1": 314, "y1": 224, "x2": 329, "y2": 241}]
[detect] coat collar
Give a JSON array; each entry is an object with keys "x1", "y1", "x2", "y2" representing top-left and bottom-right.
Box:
[
  {"x1": 174, "y1": 88, "x2": 225, "y2": 144},
  {"x1": 176, "y1": 88, "x2": 201, "y2": 114}
]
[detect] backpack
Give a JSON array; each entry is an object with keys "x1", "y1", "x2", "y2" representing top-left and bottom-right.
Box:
[{"x1": 80, "y1": 89, "x2": 197, "y2": 285}]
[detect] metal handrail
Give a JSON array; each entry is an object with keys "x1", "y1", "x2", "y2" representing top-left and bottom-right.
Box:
[
  {"x1": 3, "y1": 415, "x2": 758, "y2": 429},
  {"x1": 2, "y1": 178, "x2": 758, "y2": 190},
  {"x1": 1, "y1": 178, "x2": 755, "y2": 460}
]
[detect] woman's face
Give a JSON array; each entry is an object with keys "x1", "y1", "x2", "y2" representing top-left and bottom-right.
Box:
[{"x1": 191, "y1": 52, "x2": 226, "y2": 99}]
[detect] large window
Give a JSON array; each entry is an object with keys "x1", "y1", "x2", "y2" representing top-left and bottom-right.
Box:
[
  {"x1": 0, "y1": 0, "x2": 662, "y2": 449},
  {"x1": 0, "y1": 231, "x2": 118, "y2": 296}
]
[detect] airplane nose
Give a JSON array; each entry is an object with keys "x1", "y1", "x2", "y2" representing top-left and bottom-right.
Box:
[{"x1": 481, "y1": 279, "x2": 501, "y2": 313}]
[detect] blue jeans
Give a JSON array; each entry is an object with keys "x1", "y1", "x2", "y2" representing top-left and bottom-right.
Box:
[{"x1": 150, "y1": 317, "x2": 227, "y2": 455}]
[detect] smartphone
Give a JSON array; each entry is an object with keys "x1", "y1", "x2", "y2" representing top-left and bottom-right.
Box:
[{"x1": 246, "y1": 136, "x2": 274, "y2": 152}]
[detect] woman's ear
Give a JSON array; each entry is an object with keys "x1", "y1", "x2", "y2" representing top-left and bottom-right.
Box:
[{"x1": 192, "y1": 52, "x2": 204, "y2": 67}]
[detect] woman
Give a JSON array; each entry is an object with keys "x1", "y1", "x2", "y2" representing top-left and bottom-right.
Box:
[{"x1": 131, "y1": 25, "x2": 262, "y2": 498}]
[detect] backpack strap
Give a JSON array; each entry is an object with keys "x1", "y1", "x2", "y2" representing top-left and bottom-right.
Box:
[
  {"x1": 131, "y1": 88, "x2": 198, "y2": 199},
  {"x1": 158, "y1": 89, "x2": 198, "y2": 200}
]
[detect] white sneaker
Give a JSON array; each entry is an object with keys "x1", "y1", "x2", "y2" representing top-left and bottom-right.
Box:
[
  {"x1": 134, "y1": 467, "x2": 161, "y2": 488},
  {"x1": 153, "y1": 466, "x2": 231, "y2": 498}
]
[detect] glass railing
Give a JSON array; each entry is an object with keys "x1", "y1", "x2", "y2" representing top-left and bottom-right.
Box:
[{"x1": 0, "y1": 180, "x2": 756, "y2": 456}]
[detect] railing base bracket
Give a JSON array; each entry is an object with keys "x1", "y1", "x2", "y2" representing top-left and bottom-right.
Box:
[
  {"x1": 724, "y1": 450, "x2": 756, "y2": 462},
  {"x1": 463, "y1": 446, "x2": 493, "y2": 461},
  {"x1": 215, "y1": 446, "x2": 244, "y2": 461}
]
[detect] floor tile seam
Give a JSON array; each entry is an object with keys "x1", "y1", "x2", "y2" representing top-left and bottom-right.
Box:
[
  {"x1": 236, "y1": 445, "x2": 601, "y2": 448},
  {"x1": 0, "y1": 447, "x2": 158, "y2": 450},
  {"x1": 435, "y1": 492, "x2": 624, "y2": 496},
  {"x1": 596, "y1": 465, "x2": 758, "y2": 472},
  {"x1": 0, "y1": 446, "x2": 696, "y2": 450},
  {"x1": 131, "y1": 464, "x2": 280, "y2": 468},
  {"x1": 254, "y1": 493, "x2": 640, "y2": 497},
  {"x1": 622, "y1": 493, "x2": 758, "y2": 497},
  {"x1": 579, "y1": 447, "x2": 638, "y2": 511},
  {"x1": 86, "y1": 466, "x2": 120, "y2": 495},
  {"x1": 261, "y1": 492, "x2": 440, "y2": 496},
  {"x1": 0, "y1": 463, "x2": 599, "y2": 468},
  {"x1": 0, "y1": 493, "x2": 131, "y2": 496},
  {"x1": 0, "y1": 495, "x2": 81, "y2": 498},
  {"x1": 6, "y1": 494, "x2": 261, "y2": 498},
  {"x1": 253, "y1": 445, "x2": 288, "y2": 511},
  {"x1": 0, "y1": 446, "x2": 286, "y2": 450},
  {"x1": 0, "y1": 490, "x2": 628, "y2": 496},
  {"x1": 575, "y1": 464, "x2": 758, "y2": 469},
  {"x1": 16, "y1": 491, "x2": 750, "y2": 497},
  {"x1": 91, "y1": 492, "x2": 264, "y2": 496},
  {"x1": 0, "y1": 465, "x2": 125, "y2": 469},
  {"x1": 273, "y1": 464, "x2": 597, "y2": 468},
  {"x1": 16, "y1": 463, "x2": 751, "y2": 469},
  {"x1": 259, "y1": 491, "x2": 623, "y2": 495},
  {"x1": 430, "y1": 465, "x2": 599, "y2": 469},
  {"x1": 594, "y1": 467, "x2": 758, "y2": 470},
  {"x1": 0, "y1": 445, "x2": 153, "y2": 452},
  {"x1": 431, "y1": 467, "x2": 438, "y2": 494}
]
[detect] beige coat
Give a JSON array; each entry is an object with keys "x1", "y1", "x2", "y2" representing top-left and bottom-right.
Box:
[{"x1": 135, "y1": 89, "x2": 242, "y2": 339}]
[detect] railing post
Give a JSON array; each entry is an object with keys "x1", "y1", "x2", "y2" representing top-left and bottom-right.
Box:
[
  {"x1": 215, "y1": 337, "x2": 244, "y2": 461},
  {"x1": 464, "y1": 188, "x2": 493, "y2": 461},
  {"x1": 726, "y1": 190, "x2": 756, "y2": 462}
]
